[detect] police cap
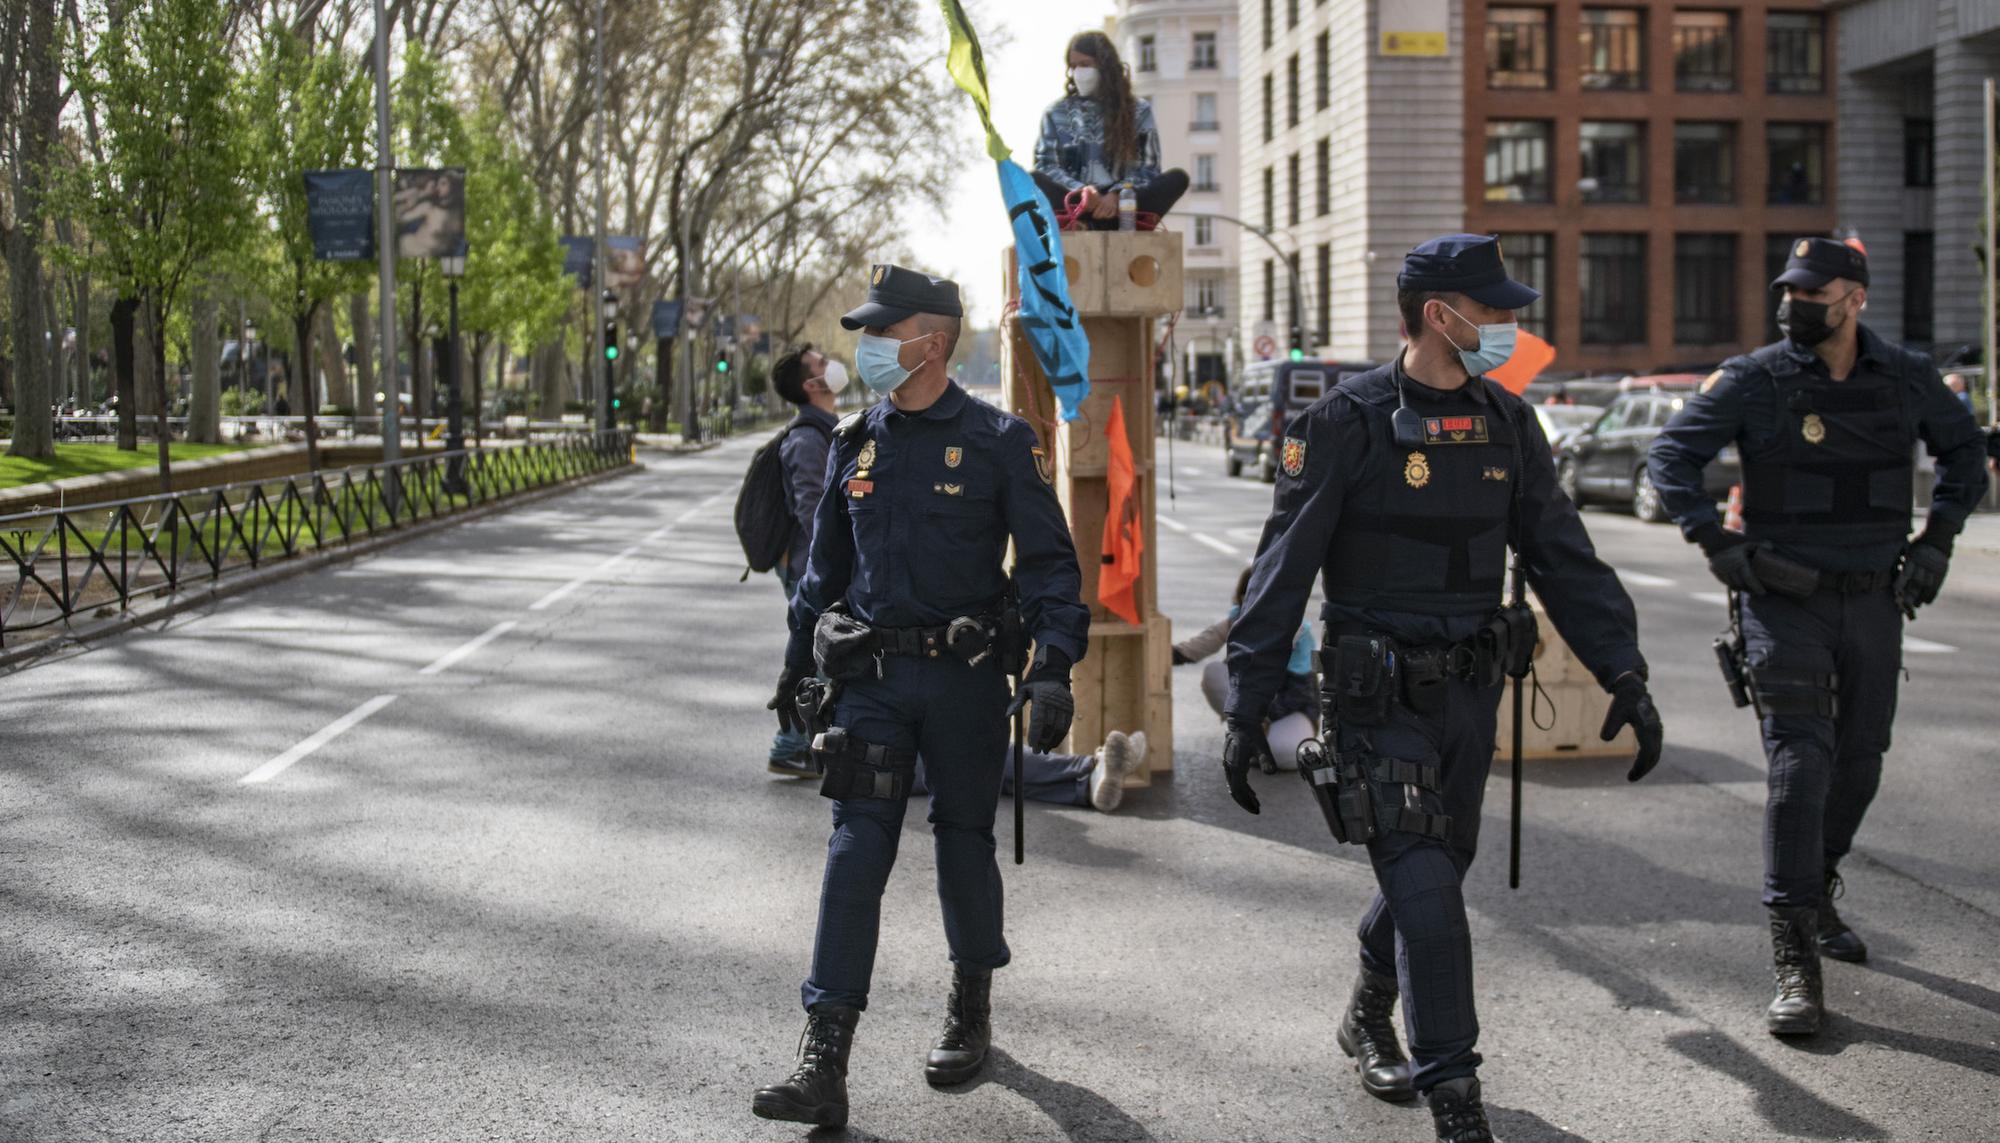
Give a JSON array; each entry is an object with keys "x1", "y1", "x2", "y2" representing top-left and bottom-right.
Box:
[
  {"x1": 1771, "y1": 236, "x2": 1869, "y2": 290},
  {"x1": 840, "y1": 264, "x2": 964, "y2": 330},
  {"x1": 1397, "y1": 234, "x2": 1541, "y2": 310}
]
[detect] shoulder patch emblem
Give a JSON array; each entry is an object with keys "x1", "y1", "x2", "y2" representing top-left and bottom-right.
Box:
[
  {"x1": 945, "y1": 446, "x2": 962, "y2": 469},
  {"x1": 1281, "y1": 436, "x2": 1307, "y2": 478},
  {"x1": 1405, "y1": 451, "x2": 1431, "y2": 490},
  {"x1": 1701, "y1": 369, "x2": 1724, "y2": 394},
  {"x1": 856, "y1": 440, "x2": 877, "y2": 473},
  {"x1": 1031, "y1": 445, "x2": 1053, "y2": 486}
]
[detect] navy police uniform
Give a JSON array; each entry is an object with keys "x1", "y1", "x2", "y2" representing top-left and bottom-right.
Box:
[
  {"x1": 1648, "y1": 239, "x2": 1988, "y2": 924},
  {"x1": 1227, "y1": 237, "x2": 1656, "y2": 1102},
  {"x1": 781, "y1": 266, "x2": 1089, "y2": 1015}
]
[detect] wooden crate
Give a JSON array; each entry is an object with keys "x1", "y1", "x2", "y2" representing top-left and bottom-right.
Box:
[
  {"x1": 1491, "y1": 597, "x2": 1635, "y2": 761},
  {"x1": 1001, "y1": 230, "x2": 1183, "y2": 782}
]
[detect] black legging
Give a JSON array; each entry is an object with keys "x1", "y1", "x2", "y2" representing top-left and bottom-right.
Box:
[{"x1": 1032, "y1": 168, "x2": 1189, "y2": 229}]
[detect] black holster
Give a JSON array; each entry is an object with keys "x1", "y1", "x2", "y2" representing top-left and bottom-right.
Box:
[
  {"x1": 996, "y1": 600, "x2": 1028, "y2": 677},
  {"x1": 1714, "y1": 637, "x2": 1752, "y2": 708},
  {"x1": 795, "y1": 676, "x2": 839, "y2": 735},
  {"x1": 1297, "y1": 734, "x2": 1378, "y2": 845},
  {"x1": 812, "y1": 727, "x2": 917, "y2": 801},
  {"x1": 814, "y1": 606, "x2": 880, "y2": 681}
]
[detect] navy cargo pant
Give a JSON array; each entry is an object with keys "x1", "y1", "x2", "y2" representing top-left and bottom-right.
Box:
[
  {"x1": 1739, "y1": 586, "x2": 1902, "y2": 909},
  {"x1": 800, "y1": 653, "x2": 1012, "y2": 1012},
  {"x1": 1348, "y1": 672, "x2": 1502, "y2": 1093}
]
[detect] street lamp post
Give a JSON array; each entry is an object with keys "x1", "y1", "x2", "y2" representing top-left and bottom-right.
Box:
[
  {"x1": 1206, "y1": 212, "x2": 1313, "y2": 363},
  {"x1": 441, "y1": 249, "x2": 466, "y2": 494}
]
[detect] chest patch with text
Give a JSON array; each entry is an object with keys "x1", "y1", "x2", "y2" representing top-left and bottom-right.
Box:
[{"x1": 1422, "y1": 416, "x2": 1490, "y2": 445}]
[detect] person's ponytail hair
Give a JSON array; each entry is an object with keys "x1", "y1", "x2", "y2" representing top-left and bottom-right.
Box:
[{"x1": 1064, "y1": 30, "x2": 1139, "y2": 173}]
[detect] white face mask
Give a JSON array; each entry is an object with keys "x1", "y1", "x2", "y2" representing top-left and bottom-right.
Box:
[
  {"x1": 820, "y1": 358, "x2": 850, "y2": 395},
  {"x1": 1070, "y1": 66, "x2": 1100, "y2": 97}
]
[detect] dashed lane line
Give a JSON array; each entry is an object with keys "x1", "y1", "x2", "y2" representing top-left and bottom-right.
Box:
[
  {"x1": 1621, "y1": 571, "x2": 1676, "y2": 588},
  {"x1": 240, "y1": 695, "x2": 400, "y2": 785},
  {"x1": 1157, "y1": 516, "x2": 1189, "y2": 534},
  {"x1": 1191, "y1": 532, "x2": 1241, "y2": 557},
  {"x1": 418, "y1": 620, "x2": 518, "y2": 676}
]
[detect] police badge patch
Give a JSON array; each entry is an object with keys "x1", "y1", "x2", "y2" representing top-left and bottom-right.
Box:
[
  {"x1": 1031, "y1": 446, "x2": 1053, "y2": 485},
  {"x1": 1281, "y1": 436, "x2": 1307, "y2": 478},
  {"x1": 945, "y1": 446, "x2": 962, "y2": 469},
  {"x1": 1701, "y1": 369, "x2": 1725, "y2": 394},
  {"x1": 856, "y1": 440, "x2": 877, "y2": 473},
  {"x1": 1405, "y1": 451, "x2": 1431, "y2": 489},
  {"x1": 1802, "y1": 413, "x2": 1827, "y2": 444}
]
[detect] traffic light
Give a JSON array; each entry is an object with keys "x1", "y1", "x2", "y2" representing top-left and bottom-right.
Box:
[
  {"x1": 1288, "y1": 323, "x2": 1306, "y2": 362},
  {"x1": 602, "y1": 318, "x2": 620, "y2": 362},
  {"x1": 714, "y1": 351, "x2": 730, "y2": 375}
]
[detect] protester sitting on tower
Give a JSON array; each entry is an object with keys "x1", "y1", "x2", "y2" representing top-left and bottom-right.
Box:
[{"x1": 1032, "y1": 31, "x2": 1189, "y2": 229}]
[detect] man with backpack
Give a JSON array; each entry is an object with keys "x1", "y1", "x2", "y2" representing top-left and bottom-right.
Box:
[{"x1": 756, "y1": 345, "x2": 848, "y2": 777}]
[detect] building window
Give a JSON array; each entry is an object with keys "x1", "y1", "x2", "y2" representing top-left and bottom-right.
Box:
[
  {"x1": 1317, "y1": 243, "x2": 1331, "y2": 349},
  {"x1": 1484, "y1": 121, "x2": 1552, "y2": 203},
  {"x1": 1580, "y1": 234, "x2": 1647, "y2": 344},
  {"x1": 1192, "y1": 31, "x2": 1218, "y2": 70},
  {"x1": 1287, "y1": 54, "x2": 1300, "y2": 128},
  {"x1": 1137, "y1": 35, "x2": 1156, "y2": 73},
  {"x1": 1193, "y1": 93, "x2": 1219, "y2": 131},
  {"x1": 1264, "y1": 166, "x2": 1275, "y2": 230},
  {"x1": 1486, "y1": 6, "x2": 1551, "y2": 90},
  {"x1": 1316, "y1": 31, "x2": 1330, "y2": 110},
  {"x1": 1195, "y1": 276, "x2": 1222, "y2": 314},
  {"x1": 1672, "y1": 11, "x2": 1734, "y2": 93},
  {"x1": 1904, "y1": 231, "x2": 1935, "y2": 343},
  {"x1": 1580, "y1": 9, "x2": 1645, "y2": 91},
  {"x1": 1195, "y1": 154, "x2": 1218, "y2": 192},
  {"x1": 1764, "y1": 234, "x2": 1793, "y2": 341},
  {"x1": 1766, "y1": 12, "x2": 1824, "y2": 94},
  {"x1": 1674, "y1": 122, "x2": 1736, "y2": 204},
  {"x1": 1264, "y1": 73, "x2": 1274, "y2": 142},
  {"x1": 1316, "y1": 137, "x2": 1331, "y2": 216},
  {"x1": 1287, "y1": 152, "x2": 1301, "y2": 227},
  {"x1": 1264, "y1": 258, "x2": 1276, "y2": 322},
  {"x1": 1287, "y1": 0, "x2": 1298, "y2": 30},
  {"x1": 1263, "y1": 0, "x2": 1273, "y2": 50},
  {"x1": 1580, "y1": 121, "x2": 1646, "y2": 203},
  {"x1": 1767, "y1": 123, "x2": 1826, "y2": 204},
  {"x1": 1674, "y1": 234, "x2": 1737, "y2": 344},
  {"x1": 1906, "y1": 118, "x2": 1935, "y2": 188},
  {"x1": 1194, "y1": 216, "x2": 1215, "y2": 247},
  {"x1": 1495, "y1": 233, "x2": 1553, "y2": 339}
]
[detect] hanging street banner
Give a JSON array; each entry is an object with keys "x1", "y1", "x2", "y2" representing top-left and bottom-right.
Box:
[
  {"x1": 606, "y1": 236, "x2": 647, "y2": 291},
  {"x1": 559, "y1": 236, "x2": 595, "y2": 287},
  {"x1": 392, "y1": 168, "x2": 466, "y2": 259},
  {"x1": 302, "y1": 169, "x2": 374, "y2": 261},
  {"x1": 939, "y1": 0, "x2": 1091, "y2": 421},
  {"x1": 651, "y1": 300, "x2": 683, "y2": 339}
]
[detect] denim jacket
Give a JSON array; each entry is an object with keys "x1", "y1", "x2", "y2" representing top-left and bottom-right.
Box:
[{"x1": 1033, "y1": 95, "x2": 1163, "y2": 193}]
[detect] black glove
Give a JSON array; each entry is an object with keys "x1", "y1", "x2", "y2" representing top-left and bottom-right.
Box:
[
  {"x1": 1171, "y1": 646, "x2": 1191, "y2": 666},
  {"x1": 1894, "y1": 534, "x2": 1952, "y2": 619},
  {"x1": 1693, "y1": 524, "x2": 1763, "y2": 594},
  {"x1": 1600, "y1": 673, "x2": 1664, "y2": 783},
  {"x1": 1220, "y1": 718, "x2": 1270, "y2": 814},
  {"x1": 770, "y1": 665, "x2": 805, "y2": 735},
  {"x1": 1008, "y1": 679, "x2": 1074, "y2": 752}
]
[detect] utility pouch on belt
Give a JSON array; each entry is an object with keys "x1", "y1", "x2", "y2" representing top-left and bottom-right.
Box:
[
  {"x1": 996, "y1": 587, "x2": 1028, "y2": 677},
  {"x1": 814, "y1": 606, "x2": 880, "y2": 681},
  {"x1": 1332, "y1": 635, "x2": 1397, "y2": 725},
  {"x1": 1749, "y1": 547, "x2": 1821, "y2": 600},
  {"x1": 813, "y1": 728, "x2": 917, "y2": 801},
  {"x1": 1492, "y1": 602, "x2": 1537, "y2": 681},
  {"x1": 1296, "y1": 735, "x2": 1378, "y2": 845},
  {"x1": 1399, "y1": 648, "x2": 1450, "y2": 716}
]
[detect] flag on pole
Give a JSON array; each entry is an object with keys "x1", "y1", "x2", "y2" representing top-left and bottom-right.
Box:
[
  {"x1": 1487, "y1": 329, "x2": 1556, "y2": 395},
  {"x1": 1098, "y1": 396, "x2": 1144, "y2": 625}
]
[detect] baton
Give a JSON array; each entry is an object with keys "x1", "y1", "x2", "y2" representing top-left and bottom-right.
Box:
[
  {"x1": 1012, "y1": 701, "x2": 1025, "y2": 865},
  {"x1": 1508, "y1": 668, "x2": 1523, "y2": 890}
]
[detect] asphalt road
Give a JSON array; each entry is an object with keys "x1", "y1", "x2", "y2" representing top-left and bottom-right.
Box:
[{"x1": 3, "y1": 431, "x2": 1996, "y2": 1142}]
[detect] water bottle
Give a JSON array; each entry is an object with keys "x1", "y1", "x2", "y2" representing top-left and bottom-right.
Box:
[{"x1": 1118, "y1": 186, "x2": 1137, "y2": 231}]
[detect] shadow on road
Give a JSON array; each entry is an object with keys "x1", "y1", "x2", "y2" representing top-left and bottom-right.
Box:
[
  {"x1": 1664, "y1": 1029, "x2": 1886, "y2": 1140},
  {"x1": 1486, "y1": 1105, "x2": 1597, "y2": 1142},
  {"x1": 935, "y1": 1047, "x2": 1156, "y2": 1142},
  {"x1": 1866, "y1": 956, "x2": 2000, "y2": 1020},
  {"x1": 1792, "y1": 1013, "x2": 2000, "y2": 1077}
]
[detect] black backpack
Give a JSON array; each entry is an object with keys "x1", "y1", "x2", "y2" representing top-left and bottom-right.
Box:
[{"x1": 735, "y1": 414, "x2": 833, "y2": 577}]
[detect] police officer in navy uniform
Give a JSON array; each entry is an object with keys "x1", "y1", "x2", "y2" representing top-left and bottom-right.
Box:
[
  {"x1": 1225, "y1": 236, "x2": 1665, "y2": 1142},
  {"x1": 751, "y1": 265, "x2": 1089, "y2": 1130},
  {"x1": 1648, "y1": 237, "x2": 1989, "y2": 1037}
]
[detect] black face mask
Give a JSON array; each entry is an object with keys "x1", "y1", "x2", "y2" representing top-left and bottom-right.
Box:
[{"x1": 1777, "y1": 291, "x2": 1851, "y2": 348}]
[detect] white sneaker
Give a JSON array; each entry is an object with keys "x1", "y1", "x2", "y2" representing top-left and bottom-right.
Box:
[
  {"x1": 1122, "y1": 731, "x2": 1149, "y2": 778},
  {"x1": 1090, "y1": 732, "x2": 1129, "y2": 813}
]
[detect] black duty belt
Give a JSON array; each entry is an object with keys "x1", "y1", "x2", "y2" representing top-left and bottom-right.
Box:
[
  {"x1": 873, "y1": 612, "x2": 1001, "y2": 662},
  {"x1": 1821, "y1": 569, "x2": 1894, "y2": 594}
]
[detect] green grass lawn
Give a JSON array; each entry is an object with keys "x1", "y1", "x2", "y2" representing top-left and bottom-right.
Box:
[{"x1": 0, "y1": 442, "x2": 259, "y2": 490}]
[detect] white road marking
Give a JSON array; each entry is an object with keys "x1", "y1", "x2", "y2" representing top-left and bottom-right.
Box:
[
  {"x1": 1192, "y1": 532, "x2": 1241, "y2": 557},
  {"x1": 1621, "y1": 571, "x2": 1676, "y2": 588},
  {"x1": 1690, "y1": 591, "x2": 1731, "y2": 606},
  {"x1": 240, "y1": 695, "x2": 399, "y2": 785},
  {"x1": 418, "y1": 620, "x2": 518, "y2": 676},
  {"x1": 1180, "y1": 466, "x2": 1208, "y2": 477},
  {"x1": 529, "y1": 487, "x2": 735, "y2": 612},
  {"x1": 1904, "y1": 636, "x2": 1958, "y2": 654},
  {"x1": 1156, "y1": 516, "x2": 1190, "y2": 534}
]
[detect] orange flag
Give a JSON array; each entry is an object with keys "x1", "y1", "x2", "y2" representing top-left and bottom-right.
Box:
[
  {"x1": 1487, "y1": 329, "x2": 1557, "y2": 395},
  {"x1": 1098, "y1": 395, "x2": 1144, "y2": 625}
]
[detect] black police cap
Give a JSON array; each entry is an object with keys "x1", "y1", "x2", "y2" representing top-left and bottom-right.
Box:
[
  {"x1": 1396, "y1": 234, "x2": 1541, "y2": 310},
  {"x1": 1771, "y1": 237, "x2": 1869, "y2": 290},
  {"x1": 840, "y1": 264, "x2": 964, "y2": 330}
]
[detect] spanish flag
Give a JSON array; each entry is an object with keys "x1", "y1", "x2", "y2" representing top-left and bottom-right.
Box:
[{"x1": 1099, "y1": 396, "x2": 1144, "y2": 625}]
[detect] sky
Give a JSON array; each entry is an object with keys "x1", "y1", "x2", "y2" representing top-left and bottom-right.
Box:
[{"x1": 905, "y1": 0, "x2": 1119, "y2": 327}]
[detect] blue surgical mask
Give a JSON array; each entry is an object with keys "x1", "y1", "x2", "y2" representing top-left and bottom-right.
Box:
[
  {"x1": 1440, "y1": 302, "x2": 1518, "y2": 376},
  {"x1": 855, "y1": 332, "x2": 932, "y2": 395}
]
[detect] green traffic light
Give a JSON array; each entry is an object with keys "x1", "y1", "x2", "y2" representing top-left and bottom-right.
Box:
[
  {"x1": 605, "y1": 344, "x2": 619, "y2": 361},
  {"x1": 1289, "y1": 348, "x2": 1305, "y2": 362},
  {"x1": 612, "y1": 396, "x2": 622, "y2": 409},
  {"x1": 716, "y1": 359, "x2": 730, "y2": 374}
]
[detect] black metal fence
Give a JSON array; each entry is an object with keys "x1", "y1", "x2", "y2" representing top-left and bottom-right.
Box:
[{"x1": 0, "y1": 431, "x2": 633, "y2": 649}]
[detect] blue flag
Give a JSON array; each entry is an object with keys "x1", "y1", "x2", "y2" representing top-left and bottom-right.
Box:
[{"x1": 998, "y1": 159, "x2": 1090, "y2": 421}]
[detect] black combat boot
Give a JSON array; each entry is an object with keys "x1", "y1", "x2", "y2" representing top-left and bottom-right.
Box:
[
  {"x1": 1426, "y1": 1076, "x2": 1494, "y2": 1142},
  {"x1": 1817, "y1": 868, "x2": 1868, "y2": 964},
  {"x1": 751, "y1": 1004, "x2": 859, "y2": 1128},
  {"x1": 1766, "y1": 906, "x2": 1824, "y2": 1037},
  {"x1": 1334, "y1": 967, "x2": 1414, "y2": 1102},
  {"x1": 924, "y1": 967, "x2": 992, "y2": 1086}
]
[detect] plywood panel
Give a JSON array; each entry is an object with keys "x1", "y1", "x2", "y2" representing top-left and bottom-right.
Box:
[{"x1": 1102, "y1": 231, "x2": 1184, "y2": 317}]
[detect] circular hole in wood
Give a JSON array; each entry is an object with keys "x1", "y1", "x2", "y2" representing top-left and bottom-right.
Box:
[{"x1": 1128, "y1": 255, "x2": 1159, "y2": 287}]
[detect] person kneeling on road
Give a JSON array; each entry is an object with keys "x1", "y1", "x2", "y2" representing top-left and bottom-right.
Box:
[{"x1": 1174, "y1": 566, "x2": 1317, "y2": 772}]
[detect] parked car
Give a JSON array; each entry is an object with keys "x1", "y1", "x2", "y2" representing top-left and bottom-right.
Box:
[
  {"x1": 1531, "y1": 403, "x2": 1603, "y2": 458},
  {"x1": 1224, "y1": 358, "x2": 1375, "y2": 481},
  {"x1": 1558, "y1": 389, "x2": 1739, "y2": 522}
]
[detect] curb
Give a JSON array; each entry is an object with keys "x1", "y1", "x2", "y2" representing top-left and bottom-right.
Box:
[{"x1": 0, "y1": 463, "x2": 641, "y2": 674}]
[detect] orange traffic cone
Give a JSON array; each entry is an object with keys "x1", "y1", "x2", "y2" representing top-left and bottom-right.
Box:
[{"x1": 1724, "y1": 484, "x2": 1744, "y2": 531}]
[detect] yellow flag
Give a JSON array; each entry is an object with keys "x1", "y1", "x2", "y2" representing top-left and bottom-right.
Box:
[{"x1": 939, "y1": 0, "x2": 1011, "y2": 162}]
